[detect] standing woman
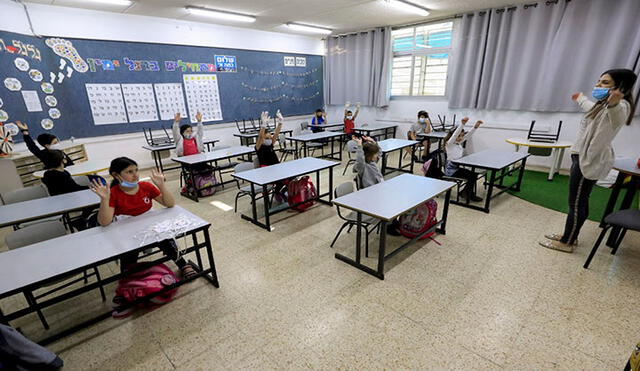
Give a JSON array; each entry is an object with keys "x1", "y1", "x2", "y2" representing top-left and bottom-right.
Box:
[{"x1": 541, "y1": 68, "x2": 637, "y2": 252}]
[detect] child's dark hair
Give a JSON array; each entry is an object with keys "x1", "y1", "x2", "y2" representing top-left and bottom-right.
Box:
[
  {"x1": 180, "y1": 124, "x2": 192, "y2": 136},
  {"x1": 418, "y1": 110, "x2": 429, "y2": 119},
  {"x1": 363, "y1": 142, "x2": 380, "y2": 162},
  {"x1": 315, "y1": 109, "x2": 323, "y2": 114},
  {"x1": 587, "y1": 68, "x2": 637, "y2": 125},
  {"x1": 346, "y1": 110, "x2": 353, "y2": 115},
  {"x1": 109, "y1": 157, "x2": 137, "y2": 187},
  {"x1": 37, "y1": 133, "x2": 57, "y2": 147},
  {"x1": 44, "y1": 149, "x2": 65, "y2": 169}
]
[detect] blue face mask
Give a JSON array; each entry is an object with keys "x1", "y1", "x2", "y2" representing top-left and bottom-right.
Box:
[
  {"x1": 592, "y1": 87, "x2": 610, "y2": 100},
  {"x1": 120, "y1": 179, "x2": 138, "y2": 188}
]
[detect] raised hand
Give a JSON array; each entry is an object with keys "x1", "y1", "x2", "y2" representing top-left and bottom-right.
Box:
[
  {"x1": 90, "y1": 179, "x2": 109, "y2": 199},
  {"x1": 150, "y1": 169, "x2": 165, "y2": 188},
  {"x1": 174, "y1": 113, "x2": 181, "y2": 122},
  {"x1": 356, "y1": 102, "x2": 361, "y2": 108},
  {"x1": 352, "y1": 136, "x2": 362, "y2": 146},
  {"x1": 607, "y1": 88, "x2": 624, "y2": 106},
  {"x1": 474, "y1": 120, "x2": 484, "y2": 129},
  {"x1": 345, "y1": 101, "x2": 351, "y2": 108},
  {"x1": 260, "y1": 111, "x2": 269, "y2": 126},
  {"x1": 276, "y1": 109, "x2": 284, "y2": 122},
  {"x1": 461, "y1": 117, "x2": 470, "y2": 125},
  {"x1": 15, "y1": 121, "x2": 28, "y2": 131},
  {"x1": 196, "y1": 112, "x2": 203, "y2": 122},
  {"x1": 571, "y1": 92, "x2": 582, "y2": 102}
]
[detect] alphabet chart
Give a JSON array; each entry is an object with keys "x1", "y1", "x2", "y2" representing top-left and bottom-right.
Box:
[
  {"x1": 121, "y1": 83, "x2": 158, "y2": 123},
  {"x1": 154, "y1": 83, "x2": 188, "y2": 121},
  {"x1": 85, "y1": 83, "x2": 128, "y2": 125},
  {"x1": 183, "y1": 74, "x2": 223, "y2": 123}
]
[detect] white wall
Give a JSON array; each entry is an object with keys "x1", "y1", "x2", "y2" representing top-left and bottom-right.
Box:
[
  {"x1": 327, "y1": 97, "x2": 640, "y2": 171},
  {"x1": 0, "y1": 0, "x2": 324, "y2": 169}
]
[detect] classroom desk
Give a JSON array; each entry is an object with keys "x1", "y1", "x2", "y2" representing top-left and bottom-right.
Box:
[
  {"x1": 0, "y1": 206, "x2": 219, "y2": 345},
  {"x1": 353, "y1": 124, "x2": 397, "y2": 141},
  {"x1": 0, "y1": 189, "x2": 99, "y2": 229},
  {"x1": 233, "y1": 130, "x2": 294, "y2": 147},
  {"x1": 32, "y1": 161, "x2": 108, "y2": 179},
  {"x1": 417, "y1": 131, "x2": 448, "y2": 153},
  {"x1": 142, "y1": 138, "x2": 220, "y2": 173},
  {"x1": 377, "y1": 139, "x2": 418, "y2": 175},
  {"x1": 451, "y1": 150, "x2": 530, "y2": 213},
  {"x1": 600, "y1": 157, "x2": 640, "y2": 247},
  {"x1": 312, "y1": 122, "x2": 345, "y2": 132},
  {"x1": 286, "y1": 131, "x2": 344, "y2": 161},
  {"x1": 172, "y1": 146, "x2": 255, "y2": 202},
  {"x1": 333, "y1": 174, "x2": 455, "y2": 280},
  {"x1": 231, "y1": 157, "x2": 340, "y2": 231},
  {"x1": 506, "y1": 137, "x2": 573, "y2": 181}
]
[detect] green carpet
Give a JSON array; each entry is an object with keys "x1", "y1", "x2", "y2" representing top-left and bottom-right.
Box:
[{"x1": 504, "y1": 170, "x2": 638, "y2": 222}]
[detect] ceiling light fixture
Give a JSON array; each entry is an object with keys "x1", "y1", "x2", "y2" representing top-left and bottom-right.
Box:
[
  {"x1": 382, "y1": 0, "x2": 430, "y2": 16},
  {"x1": 85, "y1": 0, "x2": 133, "y2": 5},
  {"x1": 285, "y1": 23, "x2": 332, "y2": 35},
  {"x1": 185, "y1": 6, "x2": 256, "y2": 23}
]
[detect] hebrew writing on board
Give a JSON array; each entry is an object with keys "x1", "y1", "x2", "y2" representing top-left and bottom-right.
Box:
[
  {"x1": 121, "y1": 83, "x2": 159, "y2": 123},
  {"x1": 183, "y1": 74, "x2": 223, "y2": 123},
  {"x1": 85, "y1": 84, "x2": 128, "y2": 125}
]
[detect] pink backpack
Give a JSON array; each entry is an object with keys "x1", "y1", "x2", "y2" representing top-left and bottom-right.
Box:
[
  {"x1": 398, "y1": 199, "x2": 438, "y2": 240},
  {"x1": 287, "y1": 176, "x2": 317, "y2": 212},
  {"x1": 184, "y1": 172, "x2": 218, "y2": 197},
  {"x1": 114, "y1": 264, "x2": 179, "y2": 315}
]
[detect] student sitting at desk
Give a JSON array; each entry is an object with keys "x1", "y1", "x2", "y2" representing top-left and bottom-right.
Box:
[
  {"x1": 16, "y1": 121, "x2": 74, "y2": 169},
  {"x1": 310, "y1": 108, "x2": 326, "y2": 133},
  {"x1": 408, "y1": 110, "x2": 432, "y2": 160},
  {"x1": 352, "y1": 135, "x2": 401, "y2": 236},
  {"x1": 172, "y1": 112, "x2": 204, "y2": 157},
  {"x1": 256, "y1": 110, "x2": 287, "y2": 201},
  {"x1": 343, "y1": 101, "x2": 360, "y2": 135},
  {"x1": 41, "y1": 150, "x2": 88, "y2": 196},
  {"x1": 444, "y1": 117, "x2": 484, "y2": 202},
  {"x1": 89, "y1": 157, "x2": 197, "y2": 280}
]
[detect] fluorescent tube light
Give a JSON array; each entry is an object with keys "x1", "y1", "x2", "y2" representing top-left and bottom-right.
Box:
[
  {"x1": 383, "y1": 0, "x2": 430, "y2": 16},
  {"x1": 285, "y1": 23, "x2": 332, "y2": 35},
  {"x1": 85, "y1": 0, "x2": 133, "y2": 5},
  {"x1": 186, "y1": 6, "x2": 256, "y2": 23}
]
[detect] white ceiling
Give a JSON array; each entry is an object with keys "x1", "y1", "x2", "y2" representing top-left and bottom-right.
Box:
[{"x1": 25, "y1": 0, "x2": 538, "y2": 35}]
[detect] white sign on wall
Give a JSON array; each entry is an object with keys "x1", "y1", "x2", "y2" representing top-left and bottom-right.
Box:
[
  {"x1": 295, "y1": 57, "x2": 307, "y2": 67},
  {"x1": 284, "y1": 56, "x2": 295, "y2": 67}
]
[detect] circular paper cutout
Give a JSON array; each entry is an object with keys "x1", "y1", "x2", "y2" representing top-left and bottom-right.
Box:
[
  {"x1": 41, "y1": 118, "x2": 54, "y2": 130},
  {"x1": 45, "y1": 95, "x2": 57, "y2": 107},
  {"x1": 14, "y1": 57, "x2": 29, "y2": 72},
  {"x1": 0, "y1": 110, "x2": 8, "y2": 121},
  {"x1": 49, "y1": 108, "x2": 61, "y2": 119},
  {"x1": 41, "y1": 82, "x2": 54, "y2": 94},
  {"x1": 4, "y1": 123, "x2": 19, "y2": 136},
  {"x1": 4, "y1": 78, "x2": 22, "y2": 91},
  {"x1": 29, "y1": 69, "x2": 43, "y2": 82}
]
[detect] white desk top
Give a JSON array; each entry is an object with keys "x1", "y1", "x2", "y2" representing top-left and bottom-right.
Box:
[
  {"x1": 614, "y1": 158, "x2": 640, "y2": 176},
  {"x1": 377, "y1": 139, "x2": 419, "y2": 153},
  {"x1": 232, "y1": 157, "x2": 339, "y2": 185},
  {"x1": 287, "y1": 131, "x2": 344, "y2": 142},
  {"x1": 452, "y1": 150, "x2": 530, "y2": 170},
  {"x1": 418, "y1": 131, "x2": 448, "y2": 139},
  {"x1": 33, "y1": 160, "x2": 108, "y2": 179},
  {"x1": 0, "y1": 189, "x2": 100, "y2": 228},
  {"x1": 0, "y1": 206, "x2": 208, "y2": 297},
  {"x1": 142, "y1": 138, "x2": 219, "y2": 151},
  {"x1": 353, "y1": 124, "x2": 398, "y2": 131},
  {"x1": 506, "y1": 137, "x2": 573, "y2": 148},
  {"x1": 333, "y1": 174, "x2": 455, "y2": 222},
  {"x1": 171, "y1": 146, "x2": 254, "y2": 165},
  {"x1": 314, "y1": 122, "x2": 345, "y2": 129},
  {"x1": 234, "y1": 129, "x2": 293, "y2": 138}
]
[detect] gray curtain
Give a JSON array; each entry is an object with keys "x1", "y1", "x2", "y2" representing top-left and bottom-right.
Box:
[
  {"x1": 448, "y1": 0, "x2": 640, "y2": 112},
  {"x1": 325, "y1": 27, "x2": 391, "y2": 107}
]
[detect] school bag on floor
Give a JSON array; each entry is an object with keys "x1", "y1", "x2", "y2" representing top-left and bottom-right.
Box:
[
  {"x1": 287, "y1": 176, "x2": 317, "y2": 212},
  {"x1": 113, "y1": 263, "x2": 179, "y2": 318},
  {"x1": 398, "y1": 199, "x2": 438, "y2": 240},
  {"x1": 184, "y1": 171, "x2": 219, "y2": 197}
]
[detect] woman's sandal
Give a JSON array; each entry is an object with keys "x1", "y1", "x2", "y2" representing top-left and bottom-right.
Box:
[
  {"x1": 544, "y1": 234, "x2": 578, "y2": 245},
  {"x1": 539, "y1": 240, "x2": 574, "y2": 253},
  {"x1": 181, "y1": 264, "x2": 198, "y2": 280}
]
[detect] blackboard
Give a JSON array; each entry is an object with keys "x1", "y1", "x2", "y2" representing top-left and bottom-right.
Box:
[{"x1": 0, "y1": 29, "x2": 323, "y2": 142}]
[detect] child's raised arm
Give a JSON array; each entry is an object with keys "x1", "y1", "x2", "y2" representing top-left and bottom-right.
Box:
[
  {"x1": 447, "y1": 118, "x2": 466, "y2": 146},
  {"x1": 195, "y1": 112, "x2": 204, "y2": 138},
  {"x1": 353, "y1": 102, "x2": 360, "y2": 120},
  {"x1": 255, "y1": 126, "x2": 267, "y2": 150},
  {"x1": 171, "y1": 113, "x2": 181, "y2": 141},
  {"x1": 150, "y1": 169, "x2": 174, "y2": 208},
  {"x1": 90, "y1": 180, "x2": 115, "y2": 226},
  {"x1": 344, "y1": 101, "x2": 350, "y2": 119}
]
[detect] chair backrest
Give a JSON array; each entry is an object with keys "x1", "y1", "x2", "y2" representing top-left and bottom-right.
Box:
[
  {"x1": 422, "y1": 159, "x2": 433, "y2": 176},
  {"x1": 300, "y1": 129, "x2": 312, "y2": 135},
  {"x1": 300, "y1": 121, "x2": 309, "y2": 130},
  {"x1": 234, "y1": 162, "x2": 255, "y2": 174},
  {"x1": 334, "y1": 182, "x2": 355, "y2": 220},
  {"x1": 278, "y1": 133, "x2": 287, "y2": 147},
  {"x1": 72, "y1": 175, "x2": 91, "y2": 187},
  {"x1": 346, "y1": 140, "x2": 359, "y2": 153},
  {"x1": 1, "y1": 184, "x2": 49, "y2": 205},
  {"x1": 527, "y1": 120, "x2": 563, "y2": 142},
  {"x1": 5, "y1": 220, "x2": 67, "y2": 249}
]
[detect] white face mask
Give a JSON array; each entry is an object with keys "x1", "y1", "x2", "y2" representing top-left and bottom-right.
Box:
[
  {"x1": 346, "y1": 115, "x2": 353, "y2": 120},
  {"x1": 183, "y1": 133, "x2": 193, "y2": 140},
  {"x1": 49, "y1": 143, "x2": 62, "y2": 150},
  {"x1": 419, "y1": 118, "x2": 427, "y2": 124},
  {"x1": 263, "y1": 139, "x2": 273, "y2": 146}
]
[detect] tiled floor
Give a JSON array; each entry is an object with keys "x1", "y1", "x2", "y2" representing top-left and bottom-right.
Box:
[{"x1": 1, "y1": 150, "x2": 639, "y2": 370}]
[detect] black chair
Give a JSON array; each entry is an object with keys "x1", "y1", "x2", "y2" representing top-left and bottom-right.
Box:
[
  {"x1": 330, "y1": 182, "x2": 380, "y2": 257},
  {"x1": 278, "y1": 133, "x2": 297, "y2": 162},
  {"x1": 583, "y1": 209, "x2": 640, "y2": 269},
  {"x1": 527, "y1": 120, "x2": 563, "y2": 143},
  {"x1": 143, "y1": 127, "x2": 173, "y2": 146}
]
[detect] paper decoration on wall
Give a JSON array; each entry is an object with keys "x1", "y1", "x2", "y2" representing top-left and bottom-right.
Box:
[
  {"x1": 41, "y1": 118, "x2": 54, "y2": 130},
  {"x1": 4, "y1": 78, "x2": 21, "y2": 91},
  {"x1": 28, "y1": 69, "x2": 43, "y2": 82},
  {"x1": 121, "y1": 84, "x2": 158, "y2": 123},
  {"x1": 85, "y1": 83, "x2": 128, "y2": 125},
  {"x1": 14, "y1": 57, "x2": 29, "y2": 71},
  {"x1": 21, "y1": 90, "x2": 43, "y2": 112},
  {"x1": 241, "y1": 80, "x2": 320, "y2": 91},
  {"x1": 44, "y1": 95, "x2": 57, "y2": 107},
  {"x1": 239, "y1": 66, "x2": 319, "y2": 77},
  {"x1": 183, "y1": 74, "x2": 223, "y2": 123},
  {"x1": 1, "y1": 39, "x2": 42, "y2": 61},
  {"x1": 3, "y1": 123, "x2": 19, "y2": 136},
  {"x1": 214, "y1": 55, "x2": 237, "y2": 72},
  {"x1": 0, "y1": 110, "x2": 8, "y2": 121},
  {"x1": 287, "y1": 91, "x2": 321, "y2": 101},
  {"x1": 154, "y1": 83, "x2": 187, "y2": 121},
  {"x1": 0, "y1": 125, "x2": 14, "y2": 156},
  {"x1": 45, "y1": 38, "x2": 89, "y2": 73},
  {"x1": 0, "y1": 97, "x2": 3, "y2": 108},
  {"x1": 41, "y1": 82, "x2": 54, "y2": 94},
  {"x1": 242, "y1": 91, "x2": 321, "y2": 103},
  {"x1": 284, "y1": 56, "x2": 295, "y2": 67},
  {"x1": 295, "y1": 57, "x2": 306, "y2": 67},
  {"x1": 49, "y1": 108, "x2": 61, "y2": 119}
]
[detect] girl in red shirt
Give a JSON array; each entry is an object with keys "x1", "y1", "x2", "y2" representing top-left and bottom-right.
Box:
[
  {"x1": 90, "y1": 157, "x2": 197, "y2": 280},
  {"x1": 343, "y1": 101, "x2": 360, "y2": 135}
]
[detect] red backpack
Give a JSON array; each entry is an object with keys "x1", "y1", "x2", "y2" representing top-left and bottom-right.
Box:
[
  {"x1": 113, "y1": 263, "x2": 179, "y2": 318},
  {"x1": 287, "y1": 176, "x2": 317, "y2": 212},
  {"x1": 398, "y1": 199, "x2": 438, "y2": 240}
]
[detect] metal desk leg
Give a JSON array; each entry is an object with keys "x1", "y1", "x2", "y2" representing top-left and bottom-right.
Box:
[
  {"x1": 439, "y1": 189, "x2": 452, "y2": 234},
  {"x1": 203, "y1": 228, "x2": 220, "y2": 287},
  {"x1": 381, "y1": 153, "x2": 388, "y2": 175},
  {"x1": 329, "y1": 167, "x2": 334, "y2": 201},
  {"x1": 410, "y1": 145, "x2": 416, "y2": 173},
  {"x1": 548, "y1": 148, "x2": 559, "y2": 181},
  {"x1": 483, "y1": 169, "x2": 497, "y2": 213},
  {"x1": 355, "y1": 212, "x2": 362, "y2": 264},
  {"x1": 515, "y1": 158, "x2": 527, "y2": 192},
  {"x1": 250, "y1": 183, "x2": 258, "y2": 222},
  {"x1": 600, "y1": 172, "x2": 626, "y2": 227},
  {"x1": 155, "y1": 151, "x2": 164, "y2": 173},
  {"x1": 294, "y1": 141, "x2": 300, "y2": 159},
  {"x1": 262, "y1": 184, "x2": 271, "y2": 231},
  {"x1": 376, "y1": 221, "x2": 387, "y2": 279},
  {"x1": 303, "y1": 142, "x2": 308, "y2": 158},
  {"x1": 192, "y1": 233, "x2": 203, "y2": 270},
  {"x1": 555, "y1": 148, "x2": 565, "y2": 175}
]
